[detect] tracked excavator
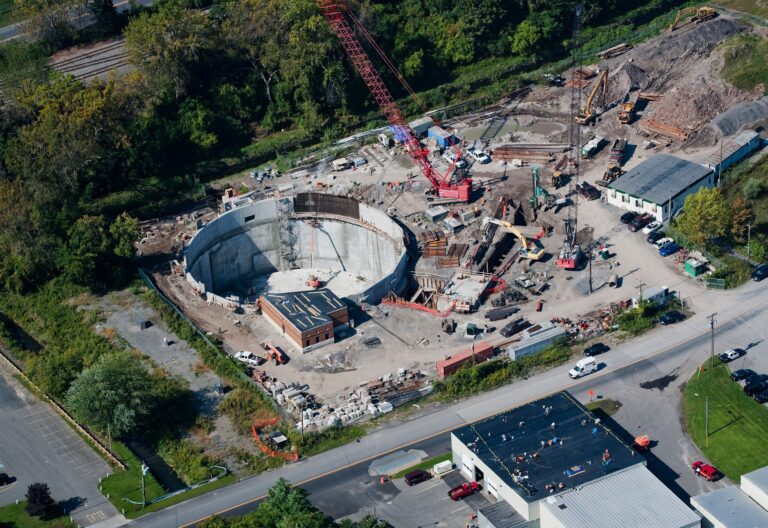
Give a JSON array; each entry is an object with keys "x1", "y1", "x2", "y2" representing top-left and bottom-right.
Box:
[
  {"x1": 575, "y1": 68, "x2": 608, "y2": 125},
  {"x1": 482, "y1": 218, "x2": 546, "y2": 261},
  {"x1": 669, "y1": 6, "x2": 717, "y2": 32}
]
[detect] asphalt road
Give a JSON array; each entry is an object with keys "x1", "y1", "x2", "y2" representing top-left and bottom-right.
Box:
[
  {"x1": 0, "y1": 0, "x2": 153, "y2": 43},
  {"x1": 126, "y1": 279, "x2": 768, "y2": 528},
  {"x1": 0, "y1": 367, "x2": 118, "y2": 526}
]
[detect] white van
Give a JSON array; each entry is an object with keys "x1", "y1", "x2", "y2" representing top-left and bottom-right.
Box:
[{"x1": 569, "y1": 357, "x2": 597, "y2": 379}]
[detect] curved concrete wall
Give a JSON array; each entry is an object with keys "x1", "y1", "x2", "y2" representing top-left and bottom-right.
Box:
[{"x1": 183, "y1": 197, "x2": 407, "y2": 304}]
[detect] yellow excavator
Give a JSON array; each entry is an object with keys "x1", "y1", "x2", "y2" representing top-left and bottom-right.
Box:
[
  {"x1": 576, "y1": 68, "x2": 608, "y2": 126},
  {"x1": 483, "y1": 218, "x2": 546, "y2": 260},
  {"x1": 669, "y1": 6, "x2": 717, "y2": 32}
]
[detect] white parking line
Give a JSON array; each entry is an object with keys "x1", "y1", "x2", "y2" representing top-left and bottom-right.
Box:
[
  {"x1": 414, "y1": 481, "x2": 443, "y2": 494},
  {"x1": 451, "y1": 505, "x2": 468, "y2": 514}
]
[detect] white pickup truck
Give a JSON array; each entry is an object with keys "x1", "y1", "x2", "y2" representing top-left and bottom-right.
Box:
[{"x1": 234, "y1": 351, "x2": 264, "y2": 366}]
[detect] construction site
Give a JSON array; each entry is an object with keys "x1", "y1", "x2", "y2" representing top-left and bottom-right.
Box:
[{"x1": 138, "y1": 9, "x2": 768, "y2": 436}]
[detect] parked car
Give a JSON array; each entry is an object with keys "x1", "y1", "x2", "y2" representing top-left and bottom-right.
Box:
[
  {"x1": 469, "y1": 149, "x2": 490, "y2": 163},
  {"x1": 659, "y1": 310, "x2": 685, "y2": 325},
  {"x1": 744, "y1": 372, "x2": 767, "y2": 385},
  {"x1": 745, "y1": 380, "x2": 768, "y2": 397},
  {"x1": 659, "y1": 242, "x2": 680, "y2": 257},
  {"x1": 628, "y1": 213, "x2": 653, "y2": 232},
  {"x1": 442, "y1": 150, "x2": 467, "y2": 169},
  {"x1": 730, "y1": 368, "x2": 756, "y2": 382},
  {"x1": 578, "y1": 182, "x2": 600, "y2": 200},
  {"x1": 692, "y1": 461, "x2": 719, "y2": 481},
  {"x1": 755, "y1": 390, "x2": 768, "y2": 404},
  {"x1": 647, "y1": 231, "x2": 666, "y2": 244},
  {"x1": 0, "y1": 473, "x2": 12, "y2": 486},
  {"x1": 234, "y1": 350, "x2": 264, "y2": 366},
  {"x1": 642, "y1": 221, "x2": 663, "y2": 234},
  {"x1": 449, "y1": 482, "x2": 479, "y2": 501},
  {"x1": 752, "y1": 264, "x2": 768, "y2": 282},
  {"x1": 583, "y1": 342, "x2": 610, "y2": 356},
  {"x1": 620, "y1": 211, "x2": 637, "y2": 224},
  {"x1": 719, "y1": 349, "x2": 745, "y2": 362},
  {"x1": 655, "y1": 237, "x2": 674, "y2": 249},
  {"x1": 404, "y1": 469, "x2": 431, "y2": 486}
]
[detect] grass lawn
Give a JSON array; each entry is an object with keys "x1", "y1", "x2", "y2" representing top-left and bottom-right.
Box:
[
  {"x1": 720, "y1": 33, "x2": 768, "y2": 91},
  {"x1": 0, "y1": 502, "x2": 75, "y2": 527},
  {"x1": 717, "y1": 0, "x2": 768, "y2": 18},
  {"x1": 684, "y1": 361, "x2": 768, "y2": 480},
  {"x1": 585, "y1": 398, "x2": 623, "y2": 417},
  {"x1": 99, "y1": 441, "x2": 165, "y2": 515},
  {"x1": 391, "y1": 453, "x2": 452, "y2": 479}
]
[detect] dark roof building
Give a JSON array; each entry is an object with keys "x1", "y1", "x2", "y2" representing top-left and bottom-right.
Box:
[
  {"x1": 450, "y1": 392, "x2": 702, "y2": 526},
  {"x1": 260, "y1": 289, "x2": 349, "y2": 353},
  {"x1": 607, "y1": 154, "x2": 714, "y2": 221}
]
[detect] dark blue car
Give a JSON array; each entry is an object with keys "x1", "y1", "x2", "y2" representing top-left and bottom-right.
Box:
[{"x1": 659, "y1": 242, "x2": 680, "y2": 257}]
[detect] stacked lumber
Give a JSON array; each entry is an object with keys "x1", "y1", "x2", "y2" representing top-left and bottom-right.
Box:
[
  {"x1": 639, "y1": 119, "x2": 688, "y2": 140},
  {"x1": 419, "y1": 230, "x2": 448, "y2": 257},
  {"x1": 598, "y1": 43, "x2": 631, "y2": 59}
]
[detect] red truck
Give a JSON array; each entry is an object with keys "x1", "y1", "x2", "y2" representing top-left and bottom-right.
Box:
[
  {"x1": 692, "y1": 460, "x2": 719, "y2": 481},
  {"x1": 448, "y1": 481, "x2": 479, "y2": 501}
]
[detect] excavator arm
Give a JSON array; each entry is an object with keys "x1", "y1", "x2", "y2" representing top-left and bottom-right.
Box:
[
  {"x1": 482, "y1": 218, "x2": 546, "y2": 260},
  {"x1": 576, "y1": 68, "x2": 608, "y2": 126}
]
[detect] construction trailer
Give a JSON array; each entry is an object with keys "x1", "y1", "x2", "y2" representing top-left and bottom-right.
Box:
[
  {"x1": 506, "y1": 321, "x2": 566, "y2": 360},
  {"x1": 428, "y1": 126, "x2": 455, "y2": 148},
  {"x1": 435, "y1": 342, "x2": 494, "y2": 379}
]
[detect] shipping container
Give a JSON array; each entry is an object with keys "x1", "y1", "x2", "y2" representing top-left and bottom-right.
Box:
[
  {"x1": 428, "y1": 126, "x2": 455, "y2": 149},
  {"x1": 409, "y1": 116, "x2": 434, "y2": 136},
  {"x1": 436, "y1": 342, "x2": 494, "y2": 379},
  {"x1": 485, "y1": 305, "x2": 520, "y2": 321}
]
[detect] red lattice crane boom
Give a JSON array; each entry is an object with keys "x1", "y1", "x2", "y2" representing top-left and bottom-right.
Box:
[{"x1": 316, "y1": 0, "x2": 471, "y2": 202}]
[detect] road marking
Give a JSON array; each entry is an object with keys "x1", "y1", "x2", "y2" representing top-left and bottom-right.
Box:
[
  {"x1": 414, "y1": 481, "x2": 442, "y2": 494},
  {"x1": 450, "y1": 505, "x2": 468, "y2": 514},
  {"x1": 178, "y1": 307, "x2": 746, "y2": 527}
]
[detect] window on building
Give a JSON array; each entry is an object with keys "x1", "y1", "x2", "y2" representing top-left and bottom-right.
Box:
[
  {"x1": 304, "y1": 339, "x2": 310, "y2": 347},
  {"x1": 244, "y1": 215, "x2": 255, "y2": 223},
  {"x1": 325, "y1": 333, "x2": 330, "y2": 340}
]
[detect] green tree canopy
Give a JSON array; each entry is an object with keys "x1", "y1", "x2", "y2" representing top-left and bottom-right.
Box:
[
  {"x1": 65, "y1": 353, "x2": 155, "y2": 438},
  {"x1": 675, "y1": 187, "x2": 730, "y2": 247}
]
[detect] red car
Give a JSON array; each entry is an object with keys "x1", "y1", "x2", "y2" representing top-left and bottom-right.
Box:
[
  {"x1": 448, "y1": 481, "x2": 479, "y2": 501},
  {"x1": 692, "y1": 460, "x2": 719, "y2": 481}
]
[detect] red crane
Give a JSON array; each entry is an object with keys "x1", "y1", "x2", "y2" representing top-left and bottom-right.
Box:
[{"x1": 316, "y1": 0, "x2": 471, "y2": 202}]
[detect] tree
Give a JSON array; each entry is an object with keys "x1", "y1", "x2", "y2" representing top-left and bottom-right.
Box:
[
  {"x1": 88, "y1": 0, "x2": 121, "y2": 38},
  {"x1": 13, "y1": 0, "x2": 82, "y2": 49},
  {"x1": 110, "y1": 213, "x2": 140, "y2": 259},
  {"x1": 60, "y1": 215, "x2": 111, "y2": 286},
  {"x1": 65, "y1": 353, "x2": 155, "y2": 438},
  {"x1": 25, "y1": 482, "x2": 56, "y2": 519},
  {"x1": 730, "y1": 197, "x2": 754, "y2": 243},
  {"x1": 675, "y1": 188, "x2": 730, "y2": 247}
]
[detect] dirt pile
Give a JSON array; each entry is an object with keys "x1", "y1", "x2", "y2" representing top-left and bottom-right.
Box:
[
  {"x1": 604, "y1": 62, "x2": 649, "y2": 105},
  {"x1": 710, "y1": 95, "x2": 768, "y2": 135}
]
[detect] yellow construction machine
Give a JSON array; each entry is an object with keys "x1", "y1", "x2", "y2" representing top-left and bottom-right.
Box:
[
  {"x1": 669, "y1": 6, "x2": 717, "y2": 32},
  {"x1": 483, "y1": 218, "x2": 546, "y2": 260},
  {"x1": 576, "y1": 68, "x2": 608, "y2": 126},
  {"x1": 618, "y1": 101, "x2": 636, "y2": 124}
]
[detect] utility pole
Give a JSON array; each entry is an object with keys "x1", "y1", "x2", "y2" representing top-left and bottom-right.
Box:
[
  {"x1": 588, "y1": 244, "x2": 593, "y2": 294},
  {"x1": 747, "y1": 224, "x2": 752, "y2": 258},
  {"x1": 707, "y1": 313, "x2": 717, "y2": 369},
  {"x1": 141, "y1": 463, "x2": 149, "y2": 508}
]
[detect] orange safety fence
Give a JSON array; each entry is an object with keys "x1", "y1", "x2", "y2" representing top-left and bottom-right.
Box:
[
  {"x1": 251, "y1": 418, "x2": 299, "y2": 462},
  {"x1": 381, "y1": 298, "x2": 456, "y2": 318}
]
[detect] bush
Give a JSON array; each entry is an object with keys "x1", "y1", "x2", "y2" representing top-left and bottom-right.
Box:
[
  {"x1": 156, "y1": 437, "x2": 216, "y2": 485},
  {"x1": 25, "y1": 483, "x2": 56, "y2": 519},
  {"x1": 710, "y1": 254, "x2": 754, "y2": 288},
  {"x1": 218, "y1": 387, "x2": 273, "y2": 436},
  {"x1": 743, "y1": 177, "x2": 764, "y2": 200},
  {"x1": 435, "y1": 339, "x2": 573, "y2": 399}
]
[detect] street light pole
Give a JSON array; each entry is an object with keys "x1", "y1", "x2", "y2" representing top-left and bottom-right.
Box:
[
  {"x1": 707, "y1": 313, "x2": 717, "y2": 370},
  {"x1": 141, "y1": 463, "x2": 149, "y2": 508},
  {"x1": 747, "y1": 224, "x2": 752, "y2": 258},
  {"x1": 588, "y1": 244, "x2": 593, "y2": 294}
]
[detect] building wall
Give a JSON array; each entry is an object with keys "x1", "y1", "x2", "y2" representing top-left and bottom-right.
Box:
[
  {"x1": 184, "y1": 197, "x2": 408, "y2": 304},
  {"x1": 606, "y1": 171, "x2": 714, "y2": 222},
  {"x1": 741, "y1": 476, "x2": 768, "y2": 511},
  {"x1": 451, "y1": 434, "x2": 532, "y2": 521}
]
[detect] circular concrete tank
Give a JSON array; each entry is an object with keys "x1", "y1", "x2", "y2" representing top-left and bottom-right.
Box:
[{"x1": 183, "y1": 194, "x2": 408, "y2": 304}]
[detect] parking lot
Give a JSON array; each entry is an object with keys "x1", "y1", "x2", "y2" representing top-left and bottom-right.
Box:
[{"x1": 0, "y1": 365, "x2": 118, "y2": 526}]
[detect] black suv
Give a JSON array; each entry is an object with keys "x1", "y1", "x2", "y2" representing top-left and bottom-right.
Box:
[
  {"x1": 659, "y1": 310, "x2": 685, "y2": 325},
  {"x1": 647, "y1": 231, "x2": 665, "y2": 244},
  {"x1": 405, "y1": 470, "x2": 431, "y2": 486},
  {"x1": 583, "y1": 343, "x2": 610, "y2": 356},
  {"x1": 745, "y1": 379, "x2": 768, "y2": 397},
  {"x1": 731, "y1": 368, "x2": 756, "y2": 382},
  {"x1": 752, "y1": 265, "x2": 768, "y2": 282},
  {"x1": 755, "y1": 390, "x2": 768, "y2": 404},
  {"x1": 620, "y1": 211, "x2": 637, "y2": 225}
]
